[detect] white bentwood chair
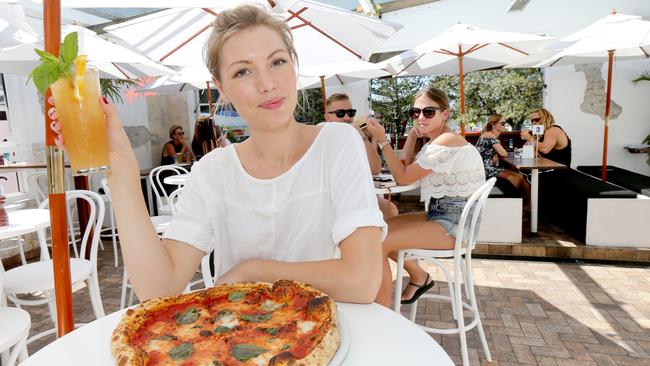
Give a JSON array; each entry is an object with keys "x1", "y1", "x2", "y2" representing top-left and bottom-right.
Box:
[
  {"x1": 393, "y1": 177, "x2": 496, "y2": 366},
  {"x1": 2, "y1": 190, "x2": 106, "y2": 343},
  {"x1": 148, "y1": 165, "x2": 188, "y2": 215},
  {"x1": 0, "y1": 270, "x2": 31, "y2": 366}
]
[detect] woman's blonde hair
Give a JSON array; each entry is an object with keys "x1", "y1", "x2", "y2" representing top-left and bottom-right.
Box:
[
  {"x1": 482, "y1": 114, "x2": 504, "y2": 133},
  {"x1": 168, "y1": 125, "x2": 183, "y2": 139},
  {"x1": 204, "y1": 4, "x2": 298, "y2": 82},
  {"x1": 531, "y1": 108, "x2": 556, "y2": 129}
]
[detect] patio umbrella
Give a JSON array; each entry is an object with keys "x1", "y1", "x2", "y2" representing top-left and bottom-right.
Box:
[
  {"x1": 0, "y1": 24, "x2": 173, "y2": 79},
  {"x1": 381, "y1": 23, "x2": 553, "y2": 134},
  {"x1": 103, "y1": 0, "x2": 402, "y2": 69},
  {"x1": 139, "y1": 66, "x2": 212, "y2": 93},
  {"x1": 296, "y1": 59, "x2": 390, "y2": 109},
  {"x1": 0, "y1": 0, "x2": 38, "y2": 50},
  {"x1": 535, "y1": 11, "x2": 650, "y2": 181}
]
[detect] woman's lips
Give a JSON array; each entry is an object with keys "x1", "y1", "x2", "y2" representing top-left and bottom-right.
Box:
[{"x1": 258, "y1": 97, "x2": 285, "y2": 110}]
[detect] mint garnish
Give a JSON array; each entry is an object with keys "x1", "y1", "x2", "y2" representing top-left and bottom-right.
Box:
[{"x1": 28, "y1": 32, "x2": 79, "y2": 95}]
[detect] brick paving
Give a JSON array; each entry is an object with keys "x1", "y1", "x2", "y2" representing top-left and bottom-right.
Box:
[{"x1": 2, "y1": 198, "x2": 649, "y2": 365}]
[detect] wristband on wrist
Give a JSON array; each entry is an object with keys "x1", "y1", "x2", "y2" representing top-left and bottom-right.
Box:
[{"x1": 378, "y1": 140, "x2": 390, "y2": 151}]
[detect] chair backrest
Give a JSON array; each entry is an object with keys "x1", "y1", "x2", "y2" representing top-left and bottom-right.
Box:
[
  {"x1": 26, "y1": 172, "x2": 74, "y2": 205},
  {"x1": 38, "y1": 190, "x2": 105, "y2": 266},
  {"x1": 100, "y1": 178, "x2": 111, "y2": 202},
  {"x1": 168, "y1": 188, "x2": 183, "y2": 215},
  {"x1": 453, "y1": 177, "x2": 497, "y2": 253},
  {"x1": 148, "y1": 165, "x2": 189, "y2": 210}
]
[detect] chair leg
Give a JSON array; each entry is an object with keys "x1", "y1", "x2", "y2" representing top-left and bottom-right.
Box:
[
  {"x1": 409, "y1": 301, "x2": 417, "y2": 322},
  {"x1": 17, "y1": 235, "x2": 26, "y2": 265},
  {"x1": 439, "y1": 263, "x2": 458, "y2": 320},
  {"x1": 110, "y1": 205, "x2": 118, "y2": 267},
  {"x1": 120, "y1": 268, "x2": 129, "y2": 310},
  {"x1": 128, "y1": 288, "x2": 136, "y2": 307},
  {"x1": 392, "y1": 251, "x2": 406, "y2": 313},
  {"x1": 88, "y1": 274, "x2": 105, "y2": 318},
  {"x1": 454, "y1": 260, "x2": 469, "y2": 366},
  {"x1": 465, "y1": 260, "x2": 492, "y2": 361}
]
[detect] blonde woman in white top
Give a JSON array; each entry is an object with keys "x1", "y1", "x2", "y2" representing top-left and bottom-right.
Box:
[
  {"x1": 367, "y1": 87, "x2": 485, "y2": 307},
  {"x1": 49, "y1": 4, "x2": 385, "y2": 304}
]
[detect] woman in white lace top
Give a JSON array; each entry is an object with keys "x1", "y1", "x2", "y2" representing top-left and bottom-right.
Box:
[{"x1": 367, "y1": 87, "x2": 486, "y2": 307}]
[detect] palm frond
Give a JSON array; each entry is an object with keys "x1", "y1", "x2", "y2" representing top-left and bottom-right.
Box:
[
  {"x1": 632, "y1": 71, "x2": 650, "y2": 84},
  {"x1": 100, "y1": 79, "x2": 139, "y2": 104}
]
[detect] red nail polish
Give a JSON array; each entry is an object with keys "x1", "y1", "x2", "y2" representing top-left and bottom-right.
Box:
[{"x1": 102, "y1": 97, "x2": 109, "y2": 104}]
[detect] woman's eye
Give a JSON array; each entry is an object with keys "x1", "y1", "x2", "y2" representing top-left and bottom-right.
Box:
[
  {"x1": 233, "y1": 68, "x2": 250, "y2": 79},
  {"x1": 271, "y1": 58, "x2": 287, "y2": 67}
]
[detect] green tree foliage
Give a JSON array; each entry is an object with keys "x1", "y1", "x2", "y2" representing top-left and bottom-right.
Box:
[
  {"x1": 428, "y1": 68, "x2": 544, "y2": 129},
  {"x1": 370, "y1": 76, "x2": 429, "y2": 132},
  {"x1": 294, "y1": 88, "x2": 324, "y2": 124},
  {"x1": 100, "y1": 79, "x2": 138, "y2": 104}
]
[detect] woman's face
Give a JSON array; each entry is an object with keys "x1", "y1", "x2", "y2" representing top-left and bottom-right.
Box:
[
  {"x1": 173, "y1": 128, "x2": 184, "y2": 142},
  {"x1": 412, "y1": 95, "x2": 448, "y2": 135},
  {"x1": 531, "y1": 112, "x2": 543, "y2": 126},
  {"x1": 214, "y1": 25, "x2": 297, "y2": 134},
  {"x1": 494, "y1": 118, "x2": 506, "y2": 132}
]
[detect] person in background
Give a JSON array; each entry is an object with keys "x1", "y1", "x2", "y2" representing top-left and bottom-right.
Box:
[
  {"x1": 476, "y1": 114, "x2": 530, "y2": 202},
  {"x1": 51, "y1": 4, "x2": 385, "y2": 303},
  {"x1": 161, "y1": 125, "x2": 193, "y2": 165},
  {"x1": 191, "y1": 116, "x2": 229, "y2": 161},
  {"x1": 367, "y1": 87, "x2": 486, "y2": 307},
  {"x1": 520, "y1": 108, "x2": 572, "y2": 166},
  {"x1": 324, "y1": 93, "x2": 399, "y2": 220}
]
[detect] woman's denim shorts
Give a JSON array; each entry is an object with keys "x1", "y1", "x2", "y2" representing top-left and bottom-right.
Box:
[{"x1": 426, "y1": 196, "x2": 468, "y2": 236}]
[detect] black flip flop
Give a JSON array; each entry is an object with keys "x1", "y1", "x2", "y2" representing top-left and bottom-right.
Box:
[{"x1": 400, "y1": 274, "x2": 435, "y2": 305}]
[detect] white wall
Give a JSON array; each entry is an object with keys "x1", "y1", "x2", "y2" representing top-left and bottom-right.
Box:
[{"x1": 378, "y1": 0, "x2": 650, "y2": 175}]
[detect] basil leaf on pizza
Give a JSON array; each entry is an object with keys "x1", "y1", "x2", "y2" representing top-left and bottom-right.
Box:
[
  {"x1": 231, "y1": 344, "x2": 268, "y2": 361},
  {"x1": 168, "y1": 342, "x2": 193, "y2": 361},
  {"x1": 175, "y1": 307, "x2": 200, "y2": 324},
  {"x1": 241, "y1": 313, "x2": 272, "y2": 322}
]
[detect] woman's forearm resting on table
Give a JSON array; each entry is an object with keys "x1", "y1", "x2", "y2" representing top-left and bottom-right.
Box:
[{"x1": 220, "y1": 227, "x2": 383, "y2": 303}]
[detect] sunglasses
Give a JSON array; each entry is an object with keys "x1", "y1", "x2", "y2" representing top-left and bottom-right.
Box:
[
  {"x1": 176, "y1": 131, "x2": 185, "y2": 135},
  {"x1": 327, "y1": 109, "x2": 357, "y2": 118},
  {"x1": 531, "y1": 118, "x2": 541, "y2": 123},
  {"x1": 409, "y1": 106, "x2": 442, "y2": 119}
]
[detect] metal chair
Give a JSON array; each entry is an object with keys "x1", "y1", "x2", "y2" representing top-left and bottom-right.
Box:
[
  {"x1": 393, "y1": 177, "x2": 496, "y2": 366},
  {"x1": 148, "y1": 165, "x2": 188, "y2": 215},
  {"x1": 0, "y1": 271, "x2": 31, "y2": 366},
  {"x1": 2, "y1": 190, "x2": 106, "y2": 344}
]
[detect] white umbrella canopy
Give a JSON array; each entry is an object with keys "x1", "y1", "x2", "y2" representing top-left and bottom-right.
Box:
[
  {"x1": 381, "y1": 23, "x2": 554, "y2": 77},
  {"x1": 380, "y1": 22, "x2": 553, "y2": 133},
  {"x1": 140, "y1": 66, "x2": 212, "y2": 93},
  {"x1": 297, "y1": 59, "x2": 389, "y2": 89},
  {"x1": 103, "y1": 0, "x2": 402, "y2": 68},
  {"x1": 0, "y1": 24, "x2": 173, "y2": 79},
  {"x1": 0, "y1": 0, "x2": 38, "y2": 50}
]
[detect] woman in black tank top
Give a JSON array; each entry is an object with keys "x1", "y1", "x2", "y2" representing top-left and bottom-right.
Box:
[{"x1": 520, "y1": 108, "x2": 572, "y2": 166}]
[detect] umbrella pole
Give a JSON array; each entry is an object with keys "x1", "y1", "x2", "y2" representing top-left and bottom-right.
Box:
[
  {"x1": 44, "y1": 0, "x2": 74, "y2": 336},
  {"x1": 320, "y1": 76, "x2": 326, "y2": 113},
  {"x1": 602, "y1": 50, "x2": 614, "y2": 181},
  {"x1": 458, "y1": 49, "x2": 466, "y2": 136},
  {"x1": 207, "y1": 82, "x2": 213, "y2": 116}
]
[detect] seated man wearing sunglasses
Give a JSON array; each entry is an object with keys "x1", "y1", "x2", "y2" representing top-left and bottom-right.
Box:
[{"x1": 324, "y1": 93, "x2": 398, "y2": 220}]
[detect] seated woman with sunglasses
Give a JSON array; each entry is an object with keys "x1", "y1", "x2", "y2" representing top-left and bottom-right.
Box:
[
  {"x1": 161, "y1": 125, "x2": 193, "y2": 165},
  {"x1": 476, "y1": 114, "x2": 530, "y2": 202},
  {"x1": 520, "y1": 108, "x2": 572, "y2": 166},
  {"x1": 366, "y1": 87, "x2": 485, "y2": 307}
]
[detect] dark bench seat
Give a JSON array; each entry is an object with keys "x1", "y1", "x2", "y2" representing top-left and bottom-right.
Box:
[{"x1": 577, "y1": 165, "x2": 650, "y2": 194}]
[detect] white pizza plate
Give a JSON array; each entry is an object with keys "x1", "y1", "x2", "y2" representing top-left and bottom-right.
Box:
[{"x1": 328, "y1": 310, "x2": 350, "y2": 366}]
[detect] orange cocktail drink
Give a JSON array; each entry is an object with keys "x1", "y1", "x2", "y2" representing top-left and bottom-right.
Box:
[{"x1": 50, "y1": 62, "x2": 110, "y2": 175}]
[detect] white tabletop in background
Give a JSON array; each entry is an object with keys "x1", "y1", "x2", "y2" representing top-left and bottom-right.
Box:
[{"x1": 0, "y1": 209, "x2": 50, "y2": 241}]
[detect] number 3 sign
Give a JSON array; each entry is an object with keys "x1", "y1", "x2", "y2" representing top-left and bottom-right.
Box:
[{"x1": 532, "y1": 125, "x2": 545, "y2": 135}]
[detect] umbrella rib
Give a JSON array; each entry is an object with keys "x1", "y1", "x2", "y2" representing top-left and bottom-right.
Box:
[
  {"x1": 160, "y1": 21, "x2": 213, "y2": 62},
  {"x1": 335, "y1": 74, "x2": 344, "y2": 84},
  {"x1": 284, "y1": 7, "x2": 362, "y2": 59},
  {"x1": 286, "y1": 7, "x2": 308, "y2": 23},
  {"x1": 496, "y1": 42, "x2": 529, "y2": 56},
  {"x1": 111, "y1": 62, "x2": 131, "y2": 79},
  {"x1": 201, "y1": 8, "x2": 218, "y2": 16},
  {"x1": 437, "y1": 49, "x2": 458, "y2": 56},
  {"x1": 641, "y1": 47, "x2": 649, "y2": 58},
  {"x1": 396, "y1": 52, "x2": 427, "y2": 77}
]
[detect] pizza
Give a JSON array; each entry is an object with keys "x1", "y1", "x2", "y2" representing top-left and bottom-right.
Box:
[{"x1": 111, "y1": 280, "x2": 339, "y2": 366}]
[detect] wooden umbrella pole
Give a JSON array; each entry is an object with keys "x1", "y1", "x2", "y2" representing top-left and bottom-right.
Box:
[
  {"x1": 320, "y1": 76, "x2": 326, "y2": 113},
  {"x1": 207, "y1": 82, "x2": 213, "y2": 116},
  {"x1": 602, "y1": 50, "x2": 614, "y2": 181},
  {"x1": 458, "y1": 46, "x2": 466, "y2": 136},
  {"x1": 44, "y1": 0, "x2": 74, "y2": 336}
]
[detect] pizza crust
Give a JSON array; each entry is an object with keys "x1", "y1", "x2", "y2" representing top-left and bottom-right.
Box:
[{"x1": 111, "y1": 280, "x2": 339, "y2": 366}]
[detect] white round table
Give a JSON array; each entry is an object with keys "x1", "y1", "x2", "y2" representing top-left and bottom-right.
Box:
[
  {"x1": 163, "y1": 173, "x2": 189, "y2": 186},
  {"x1": 0, "y1": 209, "x2": 50, "y2": 241},
  {"x1": 374, "y1": 179, "x2": 420, "y2": 195},
  {"x1": 22, "y1": 303, "x2": 452, "y2": 365}
]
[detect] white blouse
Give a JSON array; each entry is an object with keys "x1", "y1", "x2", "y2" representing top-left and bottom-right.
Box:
[
  {"x1": 415, "y1": 142, "x2": 486, "y2": 202},
  {"x1": 163, "y1": 123, "x2": 387, "y2": 277}
]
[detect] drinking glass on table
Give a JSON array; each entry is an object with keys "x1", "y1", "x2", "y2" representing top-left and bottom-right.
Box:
[
  {"x1": 520, "y1": 121, "x2": 532, "y2": 140},
  {"x1": 50, "y1": 64, "x2": 111, "y2": 176}
]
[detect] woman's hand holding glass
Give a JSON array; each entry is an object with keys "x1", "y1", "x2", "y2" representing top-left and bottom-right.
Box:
[
  {"x1": 365, "y1": 117, "x2": 386, "y2": 142},
  {"x1": 48, "y1": 95, "x2": 140, "y2": 177}
]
